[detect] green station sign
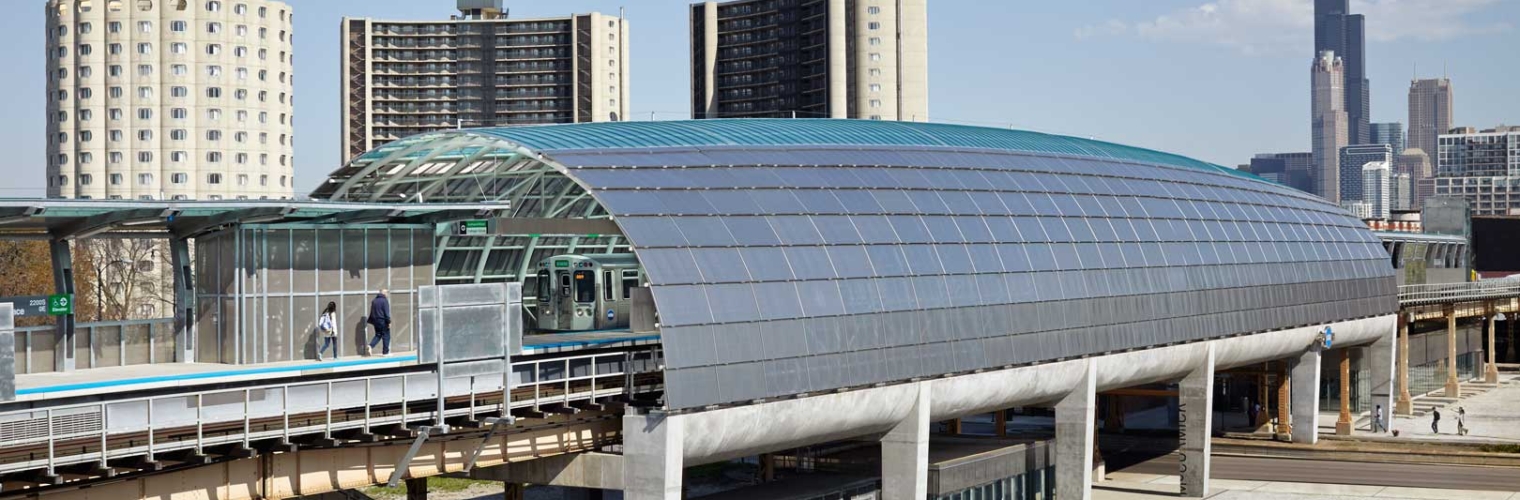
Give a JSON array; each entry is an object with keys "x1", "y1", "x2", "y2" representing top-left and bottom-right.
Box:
[
  {"x1": 47, "y1": 294, "x2": 74, "y2": 316},
  {"x1": 456, "y1": 219, "x2": 490, "y2": 236}
]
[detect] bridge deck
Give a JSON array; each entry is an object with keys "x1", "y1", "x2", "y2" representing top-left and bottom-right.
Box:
[{"x1": 12, "y1": 330, "x2": 660, "y2": 401}]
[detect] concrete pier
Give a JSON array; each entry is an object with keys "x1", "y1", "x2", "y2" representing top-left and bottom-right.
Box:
[
  {"x1": 1178, "y1": 344, "x2": 1214, "y2": 498},
  {"x1": 1055, "y1": 360, "x2": 1097, "y2": 500},
  {"x1": 623, "y1": 412, "x2": 683, "y2": 500},
  {"x1": 881, "y1": 382, "x2": 930, "y2": 500},
  {"x1": 1291, "y1": 348, "x2": 1322, "y2": 444}
]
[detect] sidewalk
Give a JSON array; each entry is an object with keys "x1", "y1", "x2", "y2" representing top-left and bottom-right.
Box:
[
  {"x1": 1097, "y1": 472, "x2": 1520, "y2": 500},
  {"x1": 1355, "y1": 374, "x2": 1520, "y2": 444}
]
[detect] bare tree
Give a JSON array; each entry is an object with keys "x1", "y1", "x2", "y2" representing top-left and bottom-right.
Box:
[
  {"x1": 75, "y1": 239, "x2": 175, "y2": 321},
  {"x1": 0, "y1": 241, "x2": 60, "y2": 327}
]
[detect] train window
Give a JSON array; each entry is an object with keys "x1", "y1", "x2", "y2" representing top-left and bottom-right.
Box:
[
  {"x1": 604, "y1": 271, "x2": 614, "y2": 300},
  {"x1": 575, "y1": 271, "x2": 594, "y2": 303},
  {"x1": 622, "y1": 270, "x2": 639, "y2": 299},
  {"x1": 537, "y1": 270, "x2": 550, "y2": 302}
]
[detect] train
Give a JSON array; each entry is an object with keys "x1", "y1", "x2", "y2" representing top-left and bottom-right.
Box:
[{"x1": 535, "y1": 253, "x2": 643, "y2": 331}]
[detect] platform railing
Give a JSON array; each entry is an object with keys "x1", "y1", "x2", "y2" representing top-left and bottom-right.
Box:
[
  {"x1": 10, "y1": 318, "x2": 176, "y2": 375},
  {"x1": 0, "y1": 346, "x2": 663, "y2": 477},
  {"x1": 1398, "y1": 281, "x2": 1520, "y2": 307}
]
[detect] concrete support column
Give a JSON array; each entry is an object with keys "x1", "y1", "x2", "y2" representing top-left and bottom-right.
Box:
[
  {"x1": 698, "y1": 2, "x2": 718, "y2": 118},
  {"x1": 48, "y1": 239, "x2": 76, "y2": 372},
  {"x1": 881, "y1": 382, "x2": 929, "y2": 500},
  {"x1": 1396, "y1": 314, "x2": 1414, "y2": 415},
  {"x1": 1509, "y1": 306, "x2": 1517, "y2": 362},
  {"x1": 1274, "y1": 361, "x2": 1292, "y2": 439},
  {"x1": 1055, "y1": 360, "x2": 1097, "y2": 500},
  {"x1": 405, "y1": 477, "x2": 427, "y2": 500},
  {"x1": 623, "y1": 411, "x2": 684, "y2": 500},
  {"x1": 1486, "y1": 305, "x2": 1500, "y2": 383},
  {"x1": 759, "y1": 453, "x2": 775, "y2": 482},
  {"x1": 1290, "y1": 348, "x2": 1322, "y2": 444},
  {"x1": 170, "y1": 237, "x2": 195, "y2": 363},
  {"x1": 1368, "y1": 325, "x2": 1396, "y2": 432},
  {"x1": 826, "y1": 0, "x2": 848, "y2": 118},
  {"x1": 504, "y1": 483, "x2": 525, "y2": 500},
  {"x1": 1335, "y1": 349, "x2": 1353, "y2": 435},
  {"x1": 1178, "y1": 344, "x2": 1214, "y2": 498},
  {"x1": 1445, "y1": 305, "x2": 1460, "y2": 398}
]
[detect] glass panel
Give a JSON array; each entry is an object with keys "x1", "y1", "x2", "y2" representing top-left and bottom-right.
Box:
[
  {"x1": 738, "y1": 247, "x2": 795, "y2": 282},
  {"x1": 768, "y1": 216, "x2": 825, "y2": 244},
  {"x1": 865, "y1": 245, "x2": 910, "y2": 277},
  {"x1": 636, "y1": 248, "x2": 705, "y2": 285},
  {"x1": 752, "y1": 281, "x2": 804, "y2": 320},
  {"x1": 614, "y1": 217, "x2": 688, "y2": 248},
  {"x1": 888, "y1": 216, "x2": 933, "y2": 243},
  {"x1": 783, "y1": 246, "x2": 837, "y2": 280},
  {"x1": 827, "y1": 246, "x2": 876, "y2": 278},
  {"x1": 901, "y1": 244, "x2": 945, "y2": 276},
  {"x1": 689, "y1": 248, "x2": 752, "y2": 283},
  {"x1": 812, "y1": 216, "x2": 865, "y2": 244},
  {"x1": 672, "y1": 217, "x2": 737, "y2": 247},
  {"x1": 705, "y1": 283, "x2": 761, "y2": 323},
  {"x1": 852, "y1": 215, "x2": 901, "y2": 244},
  {"x1": 722, "y1": 217, "x2": 782, "y2": 246}
]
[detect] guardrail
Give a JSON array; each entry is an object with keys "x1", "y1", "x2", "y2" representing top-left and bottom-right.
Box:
[
  {"x1": 1398, "y1": 281, "x2": 1520, "y2": 307},
  {"x1": 0, "y1": 346, "x2": 662, "y2": 477},
  {"x1": 11, "y1": 318, "x2": 176, "y2": 375}
]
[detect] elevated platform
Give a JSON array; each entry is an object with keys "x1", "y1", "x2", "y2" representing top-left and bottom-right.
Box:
[{"x1": 10, "y1": 330, "x2": 660, "y2": 402}]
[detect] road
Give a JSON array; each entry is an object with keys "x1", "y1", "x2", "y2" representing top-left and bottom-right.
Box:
[{"x1": 1112, "y1": 453, "x2": 1520, "y2": 492}]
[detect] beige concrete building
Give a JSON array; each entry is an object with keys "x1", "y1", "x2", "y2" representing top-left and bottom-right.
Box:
[
  {"x1": 341, "y1": 0, "x2": 629, "y2": 162},
  {"x1": 1407, "y1": 78, "x2": 1454, "y2": 169},
  {"x1": 1311, "y1": 50, "x2": 1349, "y2": 204},
  {"x1": 689, "y1": 0, "x2": 927, "y2": 121},
  {"x1": 45, "y1": 0, "x2": 296, "y2": 200}
]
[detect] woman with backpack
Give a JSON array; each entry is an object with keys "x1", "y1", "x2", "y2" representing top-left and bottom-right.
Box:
[{"x1": 316, "y1": 301, "x2": 339, "y2": 361}]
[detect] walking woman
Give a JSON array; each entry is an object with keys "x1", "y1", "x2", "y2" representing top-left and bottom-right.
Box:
[{"x1": 316, "y1": 301, "x2": 338, "y2": 361}]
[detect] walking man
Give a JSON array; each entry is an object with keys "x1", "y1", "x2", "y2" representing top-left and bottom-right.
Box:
[
  {"x1": 1431, "y1": 408, "x2": 1441, "y2": 434},
  {"x1": 1457, "y1": 407, "x2": 1468, "y2": 436},
  {"x1": 1372, "y1": 404, "x2": 1385, "y2": 433},
  {"x1": 366, "y1": 289, "x2": 392, "y2": 356}
]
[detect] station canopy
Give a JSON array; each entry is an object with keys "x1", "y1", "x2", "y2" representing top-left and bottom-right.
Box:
[
  {"x1": 0, "y1": 199, "x2": 502, "y2": 240},
  {"x1": 318, "y1": 119, "x2": 1398, "y2": 411}
]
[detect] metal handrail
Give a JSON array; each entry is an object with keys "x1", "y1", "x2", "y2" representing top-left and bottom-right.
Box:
[
  {"x1": 11, "y1": 317, "x2": 176, "y2": 373},
  {"x1": 1398, "y1": 281, "x2": 1520, "y2": 306},
  {"x1": 0, "y1": 346, "x2": 663, "y2": 476}
]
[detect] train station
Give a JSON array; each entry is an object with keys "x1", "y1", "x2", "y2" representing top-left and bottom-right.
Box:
[{"x1": 2, "y1": 120, "x2": 1518, "y2": 500}]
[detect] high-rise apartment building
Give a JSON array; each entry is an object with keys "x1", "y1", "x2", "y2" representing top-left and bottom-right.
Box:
[
  {"x1": 1433, "y1": 125, "x2": 1520, "y2": 216},
  {"x1": 1361, "y1": 161, "x2": 1390, "y2": 220},
  {"x1": 1315, "y1": 0, "x2": 1369, "y2": 144},
  {"x1": 342, "y1": 0, "x2": 629, "y2": 161},
  {"x1": 1311, "y1": 51, "x2": 1349, "y2": 204},
  {"x1": 1370, "y1": 122, "x2": 1404, "y2": 155},
  {"x1": 1396, "y1": 148, "x2": 1432, "y2": 208},
  {"x1": 45, "y1": 0, "x2": 296, "y2": 200},
  {"x1": 690, "y1": 0, "x2": 928, "y2": 121},
  {"x1": 1339, "y1": 143, "x2": 1391, "y2": 203},
  {"x1": 1407, "y1": 78, "x2": 1453, "y2": 167},
  {"x1": 1437, "y1": 125, "x2": 1520, "y2": 177}
]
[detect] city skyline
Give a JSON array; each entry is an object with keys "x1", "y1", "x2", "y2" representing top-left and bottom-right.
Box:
[{"x1": 1, "y1": 0, "x2": 1517, "y2": 197}]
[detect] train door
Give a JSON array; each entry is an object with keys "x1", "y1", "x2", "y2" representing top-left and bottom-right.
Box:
[
  {"x1": 572, "y1": 266, "x2": 596, "y2": 330},
  {"x1": 537, "y1": 269, "x2": 554, "y2": 328}
]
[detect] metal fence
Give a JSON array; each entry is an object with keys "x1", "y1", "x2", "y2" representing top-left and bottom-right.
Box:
[
  {"x1": 11, "y1": 318, "x2": 176, "y2": 375},
  {"x1": 1399, "y1": 281, "x2": 1520, "y2": 307}
]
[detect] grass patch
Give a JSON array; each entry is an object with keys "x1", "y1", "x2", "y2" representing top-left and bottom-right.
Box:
[
  {"x1": 362, "y1": 476, "x2": 492, "y2": 498},
  {"x1": 1479, "y1": 444, "x2": 1520, "y2": 454}
]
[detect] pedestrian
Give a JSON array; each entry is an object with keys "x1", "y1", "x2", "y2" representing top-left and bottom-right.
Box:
[
  {"x1": 1431, "y1": 408, "x2": 1441, "y2": 434},
  {"x1": 1457, "y1": 407, "x2": 1468, "y2": 436},
  {"x1": 1373, "y1": 404, "x2": 1384, "y2": 433},
  {"x1": 366, "y1": 289, "x2": 392, "y2": 356},
  {"x1": 316, "y1": 301, "x2": 338, "y2": 361},
  {"x1": 1249, "y1": 400, "x2": 1259, "y2": 429}
]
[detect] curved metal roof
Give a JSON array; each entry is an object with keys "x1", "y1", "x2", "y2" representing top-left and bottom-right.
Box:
[{"x1": 321, "y1": 119, "x2": 1398, "y2": 411}]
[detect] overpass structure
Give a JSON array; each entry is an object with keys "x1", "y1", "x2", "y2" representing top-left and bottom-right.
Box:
[{"x1": 0, "y1": 120, "x2": 1513, "y2": 500}]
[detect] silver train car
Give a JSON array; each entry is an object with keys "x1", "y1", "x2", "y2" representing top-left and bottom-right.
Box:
[{"x1": 535, "y1": 253, "x2": 643, "y2": 332}]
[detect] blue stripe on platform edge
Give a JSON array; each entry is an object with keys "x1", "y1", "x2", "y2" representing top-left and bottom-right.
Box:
[
  {"x1": 17, "y1": 355, "x2": 420, "y2": 396},
  {"x1": 522, "y1": 335, "x2": 660, "y2": 351}
]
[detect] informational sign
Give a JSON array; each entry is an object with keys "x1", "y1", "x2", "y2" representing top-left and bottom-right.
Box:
[
  {"x1": 0, "y1": 295, "x2": 52, "y2": 317},
  {"x1": 48, "y1": 294, "x2": 74, "y2": 316},
  {"x1": 606, "y1": 309, "x2": 616, "y2": 321},
  {"x1": 1322, "y1": 326, "x2": 1334, "y2": 349},
  {"x1": 456, "y1": 220, "x2": 490, "y2": 236}
]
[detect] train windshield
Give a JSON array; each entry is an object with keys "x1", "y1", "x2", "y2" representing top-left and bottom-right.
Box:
[
  {"x1": 574, "y1": 270, "x2": 594, "y2": 303},
  {"x1": 537, "y1": 270, "x2": 550, "y2": 303}
]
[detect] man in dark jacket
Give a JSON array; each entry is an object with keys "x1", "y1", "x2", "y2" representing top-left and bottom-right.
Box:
[{"x1": 367, "y1": 289, "x2": 392, "y2": 356}]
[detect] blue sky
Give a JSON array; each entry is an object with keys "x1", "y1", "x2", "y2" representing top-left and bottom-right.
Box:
[{"x1": 2, "y1": 0, "x2": 1516, "y2": 197}]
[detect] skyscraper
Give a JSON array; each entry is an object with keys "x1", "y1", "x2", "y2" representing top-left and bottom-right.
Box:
[
  {"x1": 690, "y1": 0, "x2": 928, "y2": 121},
  {"x1": 1407, "y1": 78, "x2": 1453, "y2": 168},
  {"x1": 341, "y1": 1, "x2": 629, "y2": 162},
  {"x1": 45, "y1": 0, "x2": 297, "y2": 200},
  {"x1": 1362, "y1": 161, "x2": 1391, "y2": 220},
  {"x1": 1370, "y1": 122, "x2": 1405, "y2": 155},
  {"x1": 1315, "y1": 0, "x2": 1369, "y2": 144},
  {"x1": 1339, "y1": 143, "x2": 1392, "y2": 203},
  {"x1": 1312, "y1": 51, "x2": 1349, "y2": 204}
]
